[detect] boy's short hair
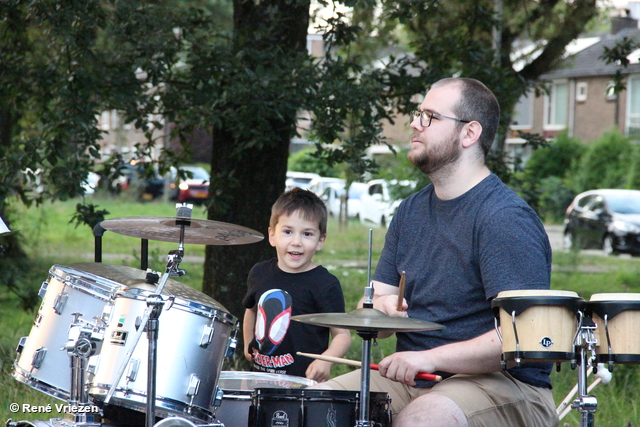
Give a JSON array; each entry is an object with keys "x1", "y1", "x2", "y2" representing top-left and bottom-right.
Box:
[{"x1": 270, "y1": 187, "x2": 328, "y2": 235}]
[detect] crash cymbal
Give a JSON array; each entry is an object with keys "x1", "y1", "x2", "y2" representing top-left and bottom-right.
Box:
[
  {"x1": 291, "y1": 308, "x2": 445, "y2": 333},
  {"x1": 100, "y1": 216, "x2": 264, "y2": 245}
]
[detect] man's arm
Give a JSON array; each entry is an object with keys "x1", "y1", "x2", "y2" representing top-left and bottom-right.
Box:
[
  {"x1": 242, "y1": 308, "x2": 256, "y2": 362},
  {"x1": 357, "y1": 280, "x2": 406, "y2": 313},
  {"x1": 377, "y1": 329, "x2": 503, "y2": 386}
]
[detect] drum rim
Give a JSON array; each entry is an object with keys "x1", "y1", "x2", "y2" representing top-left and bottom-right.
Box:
[
  {"x1": 50, "y1": 264, "x2": 124, "y2": 300},
  {"x1": 113, "y1": 288, "x2": 237, "y2": 324},
  {"x1": 491, "y1": 295, "x2": 585, "y2": 316},
  {"x1": 218, "y1": 371, "x2": 317, "y2": 388},
  {"x1": 253, "y1": 388, "x2": 389, "y2": 398},
  {"x1": 12, "y1": 364, "x2": 70, "y2": 401},
  {"x1": 90, "y1": 386, "x2": 214, "y2": 423},
  {"x1": 586, "y1": 299, "x2": 640, "y2": 319}
]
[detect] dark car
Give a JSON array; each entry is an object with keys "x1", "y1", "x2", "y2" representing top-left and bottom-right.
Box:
[
  {"x1": 563, "y1": 189, "x2": 640, "y2": 256},
  {"x1": 169, "y1": 166, "x2": 210, "y2": 203},
  {"x1": 111, "y1": 161, "x2": 164, "y2": 200}
]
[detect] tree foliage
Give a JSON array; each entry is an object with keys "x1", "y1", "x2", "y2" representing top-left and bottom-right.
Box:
[{"x1": 1, "y1": 0, "x2": 604, "y2": 329}]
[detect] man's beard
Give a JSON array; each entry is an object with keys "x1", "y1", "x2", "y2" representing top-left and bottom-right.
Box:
[{"x1": 409, "y1": 129, "x2": 462, "y2": 176}]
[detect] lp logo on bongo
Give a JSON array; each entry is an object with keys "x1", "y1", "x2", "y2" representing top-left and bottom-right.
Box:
[{"x1": 540, "y1": 336, "x2": 554, "y2": 349}]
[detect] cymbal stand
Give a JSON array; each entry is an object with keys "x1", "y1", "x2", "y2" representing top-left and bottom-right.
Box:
[
  {"x1": 356, "y1": 231, "x2": 375, "y2": 427},
  {"x1": 571, "y1": 316, "x2": 598, "y2": 427},
  {"x1": 104, "y1": 203, "x2": 193, "y2": 427},
  {"x1": 64, "y1": 312, "x2": 105, "y2": 425},
  {"x1": 356, "y1": 282, "x2": 376, "y2": 427}
]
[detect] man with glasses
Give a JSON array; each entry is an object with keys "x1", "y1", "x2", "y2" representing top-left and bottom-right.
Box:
[{"x1": 315, "y1": 78, "x2": 557, "y2": 426}]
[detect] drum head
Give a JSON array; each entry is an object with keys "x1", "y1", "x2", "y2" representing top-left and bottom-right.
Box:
[
  {"x1": 590, "y1": 293, "x2": 640, "y2": 301},
  {"x1": 218, "y1": 371, "x2": 316, "y2": 390},
  {"x1": 497, "y1": 289, "x2": 579, "y2": 298},
  {"x1": 69, "y1": 262, "x2": 231, "y2": 313}
]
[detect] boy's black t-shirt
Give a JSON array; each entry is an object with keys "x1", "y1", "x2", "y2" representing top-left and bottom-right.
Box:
[{"x1": 242, "y1": 258, "x2": 346, "y2": 377}]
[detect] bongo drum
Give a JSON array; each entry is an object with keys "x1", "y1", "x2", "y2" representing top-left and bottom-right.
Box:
[
  {"x1": 492, "y1": 290, "x2": 585, "y2": 364},
  {"x1": 586, "y1": 293, "x2": 640, "y2": 366}
]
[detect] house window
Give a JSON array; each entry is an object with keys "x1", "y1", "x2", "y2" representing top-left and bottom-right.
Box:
[
  {"x1": 606, "y1": 81, "x2": 618, "y2": 101},
  {"x1": 627, "y1": 76, "x2": 640, "y2": 139},
  {"x1": 545, "y1": 80, "x2": 568, "y2": 129},
  {"x1": 576, "y1": 82, "x2": 588, "y2": 102},
  {"x1": 511, "y1": 91, "x2": 533, "y2": 128}
]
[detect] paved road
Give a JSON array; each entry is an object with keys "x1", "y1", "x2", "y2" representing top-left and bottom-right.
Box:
[{"x1": 545, "y1": 224, "x2": 564, "y2": 251}]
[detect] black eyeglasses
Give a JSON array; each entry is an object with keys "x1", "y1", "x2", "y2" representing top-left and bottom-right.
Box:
[{"x1": 409, "y1": 110, "x2": 471, "y2": 128}]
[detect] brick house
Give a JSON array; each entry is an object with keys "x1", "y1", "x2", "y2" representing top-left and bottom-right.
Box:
[{"x1": 507, "y1": 14, "x2": 640, "y2": 163}]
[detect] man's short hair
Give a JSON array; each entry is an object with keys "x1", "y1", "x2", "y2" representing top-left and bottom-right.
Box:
[
  {"x1": 433, "y1": 77, "x2": 500, "y2": 157},
  {"x1": 270, "y1": 187, "x2": 328, "y2": 235}
]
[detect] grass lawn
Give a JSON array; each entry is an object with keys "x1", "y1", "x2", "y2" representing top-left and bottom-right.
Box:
[{"x1": 2, "y1": 194, "x2": 640, "y2": 425}]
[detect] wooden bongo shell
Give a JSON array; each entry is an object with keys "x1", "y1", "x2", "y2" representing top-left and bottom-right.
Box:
[
  {"x1": 492, "y1": 290, "x2": 584, "y2": 363},
  {"x1": 587, "y1": 293, "x2": 640, "y2": 364}
]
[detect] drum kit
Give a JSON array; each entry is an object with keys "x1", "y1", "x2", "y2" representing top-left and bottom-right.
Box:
[
  {"x1": 7, "y1": 205, "x2": 444, "y2": 427},
  {"x1": 491, "y1": 289, "x2": 640, "y2": 426}
]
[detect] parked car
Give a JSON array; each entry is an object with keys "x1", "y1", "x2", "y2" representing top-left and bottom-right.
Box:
[
  {"x1": 110, "y1": 161, "x2": 164, "y2": 199},
  {"x1": 321, "y1": 182, "x2": 367, "y2": 219},
  {"x1": 285, "y1": 171, "x2": 320, "y2": 192},
  {"x1": 307, "y1": 177, "x2": 345, "y2": 196},
  {"x1": 169, "y1": 166, "x2": 210, "y2": 203},
  {"x1": 359, "y1": 179, "x2": 415, "y2": 228},
  {"x1": 563, "y1": 189, "x2": 640, "y2": 256},
  {"x1": 82, "y1": 172, "x2": 101, "y2": 195}
]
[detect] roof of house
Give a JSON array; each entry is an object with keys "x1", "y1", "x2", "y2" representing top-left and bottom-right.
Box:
[{"x1": 541, "y1": 27, "x2": 640, "y2": 80}]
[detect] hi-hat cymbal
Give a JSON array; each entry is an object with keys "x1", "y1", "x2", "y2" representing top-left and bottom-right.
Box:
[
  {"x1": 100, "y1": 216, "x2": 263, "y2": 245},
  {"x1": 292, "y1": 308, "x2": 445, "y2": 333}
]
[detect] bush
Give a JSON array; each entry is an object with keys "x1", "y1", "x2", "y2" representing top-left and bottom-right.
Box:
[
  {"x1": 536, "y1": 176, "x2": 576, "y2": 223},
  {"x1": 518, "y1": 133, "x2": 583, "y2": 220},
  {"x1": 571, "y1": 129, "x2": 633, "y2": 193},
  {"x1": 624, "y1": 144, "x2": 640, "y2": 189},
  {"x1": 524, "y1": 131, "x2": 584, "y2": 183},
  {"x1": 288, "y1": 147, "x2": 339, "y2": 177}
]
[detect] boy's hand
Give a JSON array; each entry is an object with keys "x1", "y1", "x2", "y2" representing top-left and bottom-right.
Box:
[
  {"x1": 244, "y1": 351, "x2": 252, "y2": 363},
  {"x1": 305, "y1": 359, "x2": 332, "y2": 383}
]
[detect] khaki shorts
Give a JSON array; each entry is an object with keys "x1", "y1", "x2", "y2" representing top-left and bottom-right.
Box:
[{"x1": 320, "y1": 370, "x2": 559, "y2": 427}]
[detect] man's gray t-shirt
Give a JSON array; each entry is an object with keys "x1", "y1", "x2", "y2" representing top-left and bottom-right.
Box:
[{"x1": 373, "y1": 173, "x2": 553, "y2": 388}]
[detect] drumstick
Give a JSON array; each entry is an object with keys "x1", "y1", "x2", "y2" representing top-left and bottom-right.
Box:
[
  {"x1": 396, "y1": 271, "x2": 406, "y2": 311},
  {"x1": 297, "y1": 351, "x2": 442, "y2": 382}
]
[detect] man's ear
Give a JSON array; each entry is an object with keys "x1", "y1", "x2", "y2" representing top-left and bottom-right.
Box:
[{"x1": 461, "y1": 121, "x2": 483, "y2": 149}]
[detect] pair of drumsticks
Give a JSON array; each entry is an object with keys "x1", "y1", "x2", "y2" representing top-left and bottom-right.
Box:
[{"x1": 298, "y1": 271, "x2": 444, "y2": 383}]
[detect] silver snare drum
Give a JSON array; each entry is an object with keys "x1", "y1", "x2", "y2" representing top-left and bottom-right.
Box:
[
  {"x1": 87, "y1": 263, "x2": 238, "y2": 424},
  {"x1": 215, "y1": 371, "x2": 316, "y2": 427},
  {"x1": 13, "y1": 264, "x2": 123, "y2": 400}
]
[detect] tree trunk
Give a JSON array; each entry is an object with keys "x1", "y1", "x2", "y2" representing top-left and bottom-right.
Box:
[
  {"x1": 202, "y1": 0, "x2": 311, "y2": 357},
  {"x1": 203, "y1": 124, "x2": 286, "y2": 329}
]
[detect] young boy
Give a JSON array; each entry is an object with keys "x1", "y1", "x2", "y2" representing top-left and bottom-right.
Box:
[{"x1": 242, "y1": 187, "x2": 351, "y2": 382}]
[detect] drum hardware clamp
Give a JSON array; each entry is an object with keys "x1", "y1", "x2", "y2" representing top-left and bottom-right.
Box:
[
  {"x1": 570, "y1": 316, "x2": 599, "y2": 427},
  {"x1": 64, "y1": 312, "x2": 105, "y2": 426}
]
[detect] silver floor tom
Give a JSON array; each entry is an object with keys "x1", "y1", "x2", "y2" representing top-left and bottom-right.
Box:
[
  {"x1": 87, "y1": 263, "x2": 237, "y2": 424},
  {"x1": 13, "y1": 264, "x2": 122, "y2": 400}
]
